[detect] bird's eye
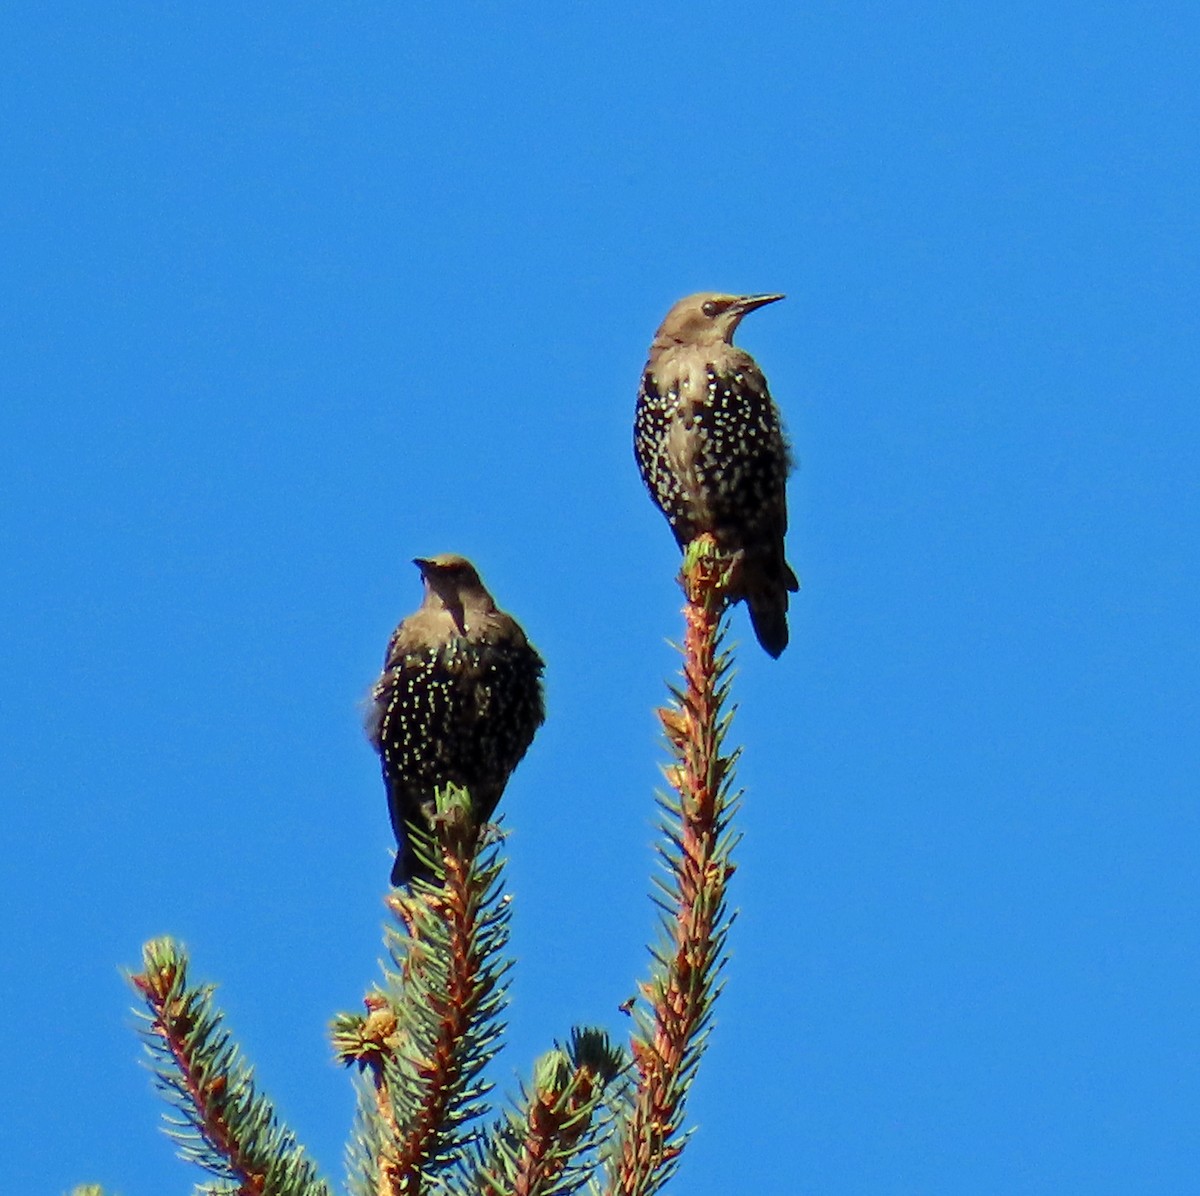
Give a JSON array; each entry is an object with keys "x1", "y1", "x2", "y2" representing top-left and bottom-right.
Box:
[{"x1": 701, "y1": 300, "x2": 719, "y2": 318}]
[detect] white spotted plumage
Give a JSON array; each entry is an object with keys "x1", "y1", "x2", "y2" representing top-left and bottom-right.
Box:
[
  {"x1": 367, "y1": 556, "x2": 545, "y2": 884},
  {"x1": 633, "y1": 292, "x2": 799, "y2": 657},
  {"x1": 634, "y1": 359, "x2": 790, "y2": 551}
]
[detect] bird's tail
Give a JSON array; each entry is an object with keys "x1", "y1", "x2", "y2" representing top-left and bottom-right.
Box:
[
  {"x1": 388, "y1": 782, "x2": 500, "y2": 888},
  {"x1": 391, "y1": 836, "x2": 434, "y2": 887},
  {"x1": 387, "y1": 783, "x2": 438, "y2": 887},
  {"x1": 744, "y1": 554, "x2": 799, "y2": 659}
]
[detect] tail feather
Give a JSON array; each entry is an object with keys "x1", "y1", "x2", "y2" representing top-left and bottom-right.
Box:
[
  {"x1": 742, "y1": 548, "x2": 798, "y2": 658},
  {"x1": 390, "y1": 814, "x2": 438, "y2": 887},
  {"x1": 747, "y1": 588, "x2": 790, "y2": 658},
  {"x1": 386, "y1": 779, "x2": 437, "y2": 887},
  {"x1": 391, "y1": 838, "x2": 429, "y2": 887},
  {"x1": 386, "y1": 777, "x2": 502, "y2": 888}
]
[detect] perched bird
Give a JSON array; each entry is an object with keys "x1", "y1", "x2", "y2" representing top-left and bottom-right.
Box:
[
  {"x1": 366, "y1": 555, "x2": 545, "y2": 885},
  {"x1": 634, "y1": 291, "x2": 799, "y2": 657}
]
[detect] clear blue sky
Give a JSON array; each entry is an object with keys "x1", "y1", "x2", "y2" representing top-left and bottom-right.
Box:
[{"x1": 3, "y1": 4, "x2": 1197, "y2": 1193}]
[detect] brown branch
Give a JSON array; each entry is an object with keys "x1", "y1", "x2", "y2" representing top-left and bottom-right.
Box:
[
  {"x1": 508, "y1": 1064, "x2": 601, "y2": 1196},
  {"x1": 333, "y1": 996, "x2": 406, "y2": 1196},
  {"x1": 611, "y1": 535, "x2": 738, "y2": 1196},
  {"x1": 381, "y1": 807, "x2": 491, "y2": 1196},
  {"x1": 333, "y1": 792, "x2": 506, "y2": 1196},
  {"x1": 131, "y1": 949, "x2": 268, "y2": 1196},
  {"x1": 393, "y1": 882, "x2": 472, "y2": 1189}
]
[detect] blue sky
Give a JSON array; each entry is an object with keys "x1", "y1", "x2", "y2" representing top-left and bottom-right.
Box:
[{"x1": 3, "y1": 3, "x2": 1198, "y2": 1193}]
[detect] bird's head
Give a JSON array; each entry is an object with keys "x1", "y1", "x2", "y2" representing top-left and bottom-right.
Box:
[
  {"x1": 653, "y1": 291, "x2": 785, "y2": 350},
  {"x1": 414, "y1": 554, "x2": 496, "y2": 627}
]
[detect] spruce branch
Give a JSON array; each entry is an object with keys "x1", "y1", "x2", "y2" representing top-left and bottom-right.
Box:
[
  {"x1": 122, "y1": 531, "x2": 760, "y2": 1196},
  {"x1": 466, "y1": 1028, "x2": 626, "y2": 1196},
  {"x1": 606, "y1": 534, "x2": 742, "y2": 1196},
  {"x1": 332, "y1": 996, "x2": 406, "y2": 1196},
  {"x1": 129, "y1": 937, "x2": 330, "y2": 1196},
  {"x1": 334, "y1": 784, "x2": 512, "y2": 1196}
]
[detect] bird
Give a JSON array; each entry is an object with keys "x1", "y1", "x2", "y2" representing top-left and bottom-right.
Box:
[
  {"x1": 634, "y1": 291, "x2": 798, "y2": 657},
  {"x1": 366, "y1": 554, "x2": 545, "y2": 885}
]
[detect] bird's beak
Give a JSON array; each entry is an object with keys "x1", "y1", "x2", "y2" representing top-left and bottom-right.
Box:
[
  {"x1": 735, "y1": 293, "x2": 786, "y2": 314},
  {"x1": 413, "y1": 557, "x2": 433, "y2": 573}
]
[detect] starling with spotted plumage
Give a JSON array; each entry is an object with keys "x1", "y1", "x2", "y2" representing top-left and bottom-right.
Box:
[
  {"x1": 366, "y1": 555, "x2": 545, "y2": 886},
  {"x1": 634, "y1": 291, "x2": 798, "y2": 657}
]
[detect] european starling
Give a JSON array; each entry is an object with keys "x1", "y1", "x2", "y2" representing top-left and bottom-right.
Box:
[
  {"x1": 634, "y1": 291, "x2": 798, "y2": 657},
  {"x1": 366, "y1": 555, "x2": 545, "y2": 885}
]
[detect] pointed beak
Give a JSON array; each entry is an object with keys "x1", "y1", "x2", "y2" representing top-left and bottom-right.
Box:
[
  {"x1": 735, "y1": 293, "x2": 786, "y2": 315},
  {"x1": 413, "y1": 557, "x2": 433, "y2": 574}
]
